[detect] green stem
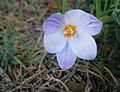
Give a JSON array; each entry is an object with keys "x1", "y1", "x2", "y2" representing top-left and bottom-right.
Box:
[
  {"x1": 20, "y1": 63, "x2": 22, "y2": 92},
  {"x1": 114, "y1": 0, "x2": 120, "y2": 25},
  {"x1": 96, "y1": 0, "x2": 101, "y2": 18},
  {"x1": 62, "y1": 0, "x2": 66, "y2": 14},
  {"x1": 76, "y1": 0, "x2": 80, "y2": 9},
  {"x1": 104, "y1": 0, "x2": 108, "y2": 11},
  {"x1": 56, "y1": 0, "x2": 61, "y2": 12}
]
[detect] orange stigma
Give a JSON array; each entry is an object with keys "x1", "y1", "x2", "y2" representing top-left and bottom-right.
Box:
[{"x1": 63, "y1": 24, "x2": 76, "y2": 38}]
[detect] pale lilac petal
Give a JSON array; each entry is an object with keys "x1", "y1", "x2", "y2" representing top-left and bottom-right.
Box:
[
  {"x1": 69, "y1": 33, "x2": 97, "y2": 60},
  {"x1": 79, "y1": 14, "x2": 102, "y2": 36},
  {"x1": 43, "y1": 13, "x2": 65, "y2": 34},
  {"x1": 44, "y1": 31, "x2": 67, "y2": 53},
  {"x1": 64, "y1": 9, "x2": 90, "y2": 27},
  {"x1": 56, "y1": 44, "x2": 77, "y2": 70}
]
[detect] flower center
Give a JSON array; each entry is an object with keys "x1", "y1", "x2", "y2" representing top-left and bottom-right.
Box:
[{"x1": 63, "y1": 24, "x2": 76, "y2": 38}]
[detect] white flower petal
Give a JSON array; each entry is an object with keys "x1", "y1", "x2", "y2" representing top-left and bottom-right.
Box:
[
  {"x1": 56, "y1": 45, "x2": 77, "y2": 70},
  {"x1": 43, "y1": 13, "x2": 64, "y2": 34},
  {"x1": 44, "y1": 31, "x2": 67, "y2": 53},
  {"x1": 64, "y1": 9, "x2": 90, "y2": 27},
  {"x1": 79, "y1": 14, "x2": 102, "y2": 36},
  {"x1": 69, "y1": 33, "x2": 97, "y2": 60}
]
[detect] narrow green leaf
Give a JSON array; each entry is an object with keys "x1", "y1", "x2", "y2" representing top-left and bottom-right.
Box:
[
  {"x1": 62, "y1": 0, "x2": 66, "y2": 14},
  {"x1": 104, "y1": 0, "x2": 108, "y2": 11},
  {"x1": 115, "y1": 0, "x2": 120, "y2": 26},
  {"x1": 76, "y1": 0, "x2": 80, "y2": 9},
  {"x1": 20, "y1": 63, "x2": 22, "y2": 92},
  {"x1": 56, "y1": 0, "x2": 61, "y2": 13},
  {"x1": 96, "y1": 0, "x2": 101, "y2": 18},
  {"x1": 0, "y1": 18, "x2": 34, "y2": 64}
]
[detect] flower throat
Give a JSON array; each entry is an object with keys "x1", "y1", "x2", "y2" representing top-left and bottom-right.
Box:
[{"x1": 63, "y1": 24, "x2": 76, "y2": 38}]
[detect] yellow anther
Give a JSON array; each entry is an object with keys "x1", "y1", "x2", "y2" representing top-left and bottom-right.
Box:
[{"x1": 63, "y1": 24, "x2": 76, "y2": 38}]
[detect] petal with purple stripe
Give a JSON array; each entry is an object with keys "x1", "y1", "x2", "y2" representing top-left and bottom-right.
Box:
[
  {"x1": 44, "y1": 31, "x2": 67, "y2": 53},
  {"x1": 43, "y1": 13, "x2": 65, "y2": 34},
  {"x1": 69, "y1": 32, "x2": 97, "y2": 60},
  {"x1": 56, "y1": 44, "x2": 77, "y2": 70},
  {"x1": 79, "y1": 14, "x2": 102, "y2": 36}
]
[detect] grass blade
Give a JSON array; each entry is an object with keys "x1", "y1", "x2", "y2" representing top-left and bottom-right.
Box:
[
  {"x1": 104, "y1": 0, "x2": 108, "y2": 11},
  {"x1": 115, "y1": 0, "x2": 120, "y2": 25},
  {"x1": 56, "y1": 0, "x2": 61, "y2": 12},
  {"x1": 20, "y1": 63, "x2": 22, "y2": 92},
  {"x1": 62, "y1": 0, "x2": 66, "y2": 14},
  {"x1": 0, "y1": 17, "x2": 34, "y2": 65},
  {"x1": 76, "y1": 0, "x2": 80, "y2": 9},
  {"x1": 96, "y1": 0, "x2": 101, "y2": 18}
]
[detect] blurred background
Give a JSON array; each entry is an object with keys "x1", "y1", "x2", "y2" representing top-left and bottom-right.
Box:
[{"x1": 0, "y1": 0, "x2": 120, "y2": 92}]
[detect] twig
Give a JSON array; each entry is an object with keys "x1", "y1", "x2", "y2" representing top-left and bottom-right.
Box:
[
  {"x1": 11, "y1": 69, "x2": 46, "y2": 92},
  {"x1": 48, "y1": 74, "x2": 70, "y2": 92},
  {"x1": 104, "y1": 66, "x2": 119, "y2": 86}
]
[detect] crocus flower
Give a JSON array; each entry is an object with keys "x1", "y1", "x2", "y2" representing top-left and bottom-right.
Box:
[{"x1": 43, "y1": 9, "x2": 102, "y2": 70}]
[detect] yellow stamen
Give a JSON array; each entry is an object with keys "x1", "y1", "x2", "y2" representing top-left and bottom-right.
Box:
[{"x1": 63, "y1": 24, "x2": 76, "y2": 38}]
